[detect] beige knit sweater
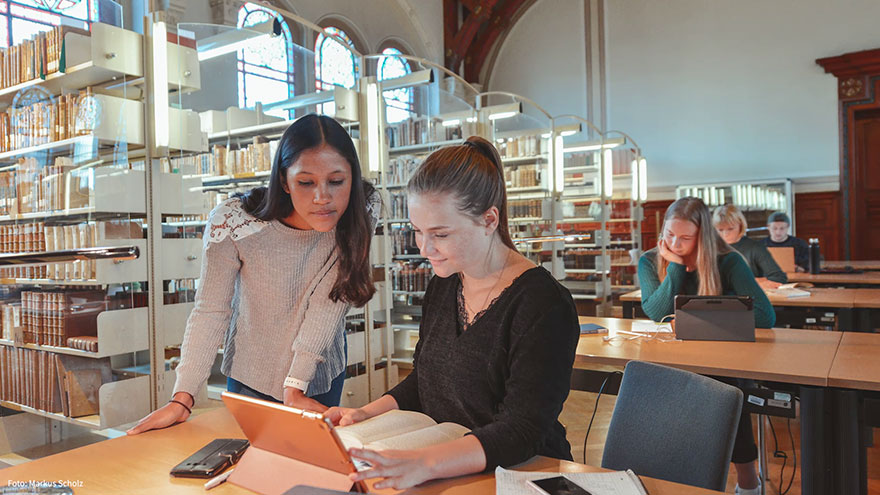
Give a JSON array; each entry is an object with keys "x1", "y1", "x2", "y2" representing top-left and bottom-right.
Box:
[{"x1": 173, "y1": 193, "x2": 379, "y2": 401}]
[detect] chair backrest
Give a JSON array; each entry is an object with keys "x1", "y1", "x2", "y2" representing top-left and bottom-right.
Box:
[
  {"x1": 767, "y1": 246, "x2": 796, "y2": 272},
  {"x1": 601, "y1": 361, "x2": 743, "y2": 492}
]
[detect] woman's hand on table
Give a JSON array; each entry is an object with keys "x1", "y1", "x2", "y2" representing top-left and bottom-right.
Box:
[
  {"x1": 348, "y1": 448, "x2": 438, "y2": 490},
  {"x1": 284, "y1": 386, "x2": 328, "y2": 413},
  {"x1": 126, "y1": 392, "x2": 192, "y2": 435}
]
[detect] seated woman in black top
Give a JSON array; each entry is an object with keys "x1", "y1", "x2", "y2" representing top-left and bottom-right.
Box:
[{"x1": 324, "y1": 137, "x2": 580, "y2": 489}]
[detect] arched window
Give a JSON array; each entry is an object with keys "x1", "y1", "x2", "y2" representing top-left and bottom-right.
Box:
[
  {"x1": 1, "y1": 0, "x2": 97, "y2": 47},
  {"x1": 377, "y1": 47, "x2": 413, "y2": 124},
  {"x1": 314, "y1": 25, "x2": 358, "y2": 115},
  {"x1": 237, "y1": 2, "x2": 294, "y2": 119}
]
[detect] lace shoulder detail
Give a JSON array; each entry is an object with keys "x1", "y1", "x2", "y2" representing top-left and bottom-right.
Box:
[
  {"x1": 366, "y1": 188, "x2": 382, "y2": 229},
  {"x1": 205, "y1": 198, "x2": 269, "y2": 245}
]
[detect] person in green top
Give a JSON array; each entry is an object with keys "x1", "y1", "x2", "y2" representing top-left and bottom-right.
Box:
[
  {"x1": 712, "y1": 204, "x2": 787, "y2": 289},
  {"x1": 638, "y1": 197, "x2": 776, "y2": 329},
  {"x1": 637, "y1": 197, "x2": 775, "y2": 495}
]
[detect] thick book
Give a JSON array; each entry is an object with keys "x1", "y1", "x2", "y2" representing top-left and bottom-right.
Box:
[
  {"x1": 335, "y1": 410, "x2": 470, "y2": 451},
  {"x1": 764, "y1": 283, "x2": 811, "y2": 299}
]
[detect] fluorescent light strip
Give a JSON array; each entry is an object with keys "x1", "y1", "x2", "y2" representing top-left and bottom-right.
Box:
[{"x1": 488, "y1": 111, "x2": 517, "y2": 121}]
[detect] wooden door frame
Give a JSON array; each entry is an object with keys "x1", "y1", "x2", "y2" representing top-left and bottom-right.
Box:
[{"x1": 817, "y1": 49, "x2": 880, "y2": 259}]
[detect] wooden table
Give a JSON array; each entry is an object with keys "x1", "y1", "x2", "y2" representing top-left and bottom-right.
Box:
[
  {"x1": 575, "y1": 316, "x2": 842, "y2": 386},
  {"x1": 0, "y1": 407, "x2": 722, "y2": 495},
  {"x1": 574, "y1": 316, "x2": 878, "y2": 495},
  {"x1": 822, "y1": 260, "x2": 880, "y2": 271},
  {"x1": 828, "y1": 332, "x2": 880, "y2": 392},
  {"x1": 787, "y1": 271, "x2": 880, "y2": 287},
  {"x1": 619, "y1": 289, "x2": 859, "y2": 330}
]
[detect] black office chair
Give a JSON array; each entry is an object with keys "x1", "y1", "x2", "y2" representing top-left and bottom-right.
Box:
[{"x1": 601, "y1": 360, "x2": 744, "y2": 492}]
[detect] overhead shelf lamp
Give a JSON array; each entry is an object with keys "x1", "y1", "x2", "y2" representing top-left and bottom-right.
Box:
[
  {"x1": 562, "y1": 136, "x2": 625, "y2": 153},
  {"x1": 196, "y1": 18, "x2": 281, "y2": 61}
]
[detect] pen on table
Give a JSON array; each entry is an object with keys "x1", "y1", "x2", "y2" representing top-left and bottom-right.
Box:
[{"x1": 204, "y1": 469, "x2": 233, "y2": 490}]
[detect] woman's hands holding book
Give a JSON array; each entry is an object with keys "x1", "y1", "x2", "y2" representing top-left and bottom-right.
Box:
[
  {"x1": 324, "y1": 406, "x2": 370, "y2": 426},
  {"x1": 325, "y1": 394, "x2": 400, "y2": 426},
  {"x1": 347, "y1": 447, "x2": 439, "y2": 489},
  {"x1": 348, "y1": 435, "x2": 487, "y2": 490}
]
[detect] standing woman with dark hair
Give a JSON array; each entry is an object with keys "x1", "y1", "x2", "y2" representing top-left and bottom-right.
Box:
[
  {"x1": 127, "y1": 114, "x2": 380, "y2": 435},
  {"x1": 324, "y1": 137, "x2": 580, "y2": 490}
]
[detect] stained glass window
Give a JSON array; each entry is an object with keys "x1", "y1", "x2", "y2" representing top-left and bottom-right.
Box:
[
  {"x1": 237, "y1": 3, "x2": 294, "y2": 119},
  {"x1": 314, "y1": 26, "x2": 358, "y2": 115},
  {"x1": 377, "y1": 47, "x2": 412, "y2": 124},
  {"x1": 1, "y1": 0, "x2": 95, "y2": 47}
]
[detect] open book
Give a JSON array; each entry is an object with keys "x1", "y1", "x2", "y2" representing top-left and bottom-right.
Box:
[
  {"x1": 496, "y1": 466, "x2": 648, "y2": 495},
  {"x1": 765, "y1": 283, "x2": 811, "y2": 299},
  {"x1": 335, "y1": 410, "x2": 471, "y2": 451}
]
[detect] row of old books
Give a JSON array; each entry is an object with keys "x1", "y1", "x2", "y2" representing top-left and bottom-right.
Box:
[
  {"x1": 508, "y1": 199, "x2": 543, "y2": 219},
  {"x1": 0, "y1": 26, "x2": 89, "y2": 90},
  {"x1": 497, "y1": 135, "x2": 547, "y2": 159},
  {"x1": 163, "y1": 141, "x2": 275, "y2": 177},
  {"x1": 0, "y1": 90, "x2": 96, "y2": 153},
  {"x1": 385, "y1": 117, "x2": 479, "y2": 149},
  {"x1": 504, "y1": 164, "x2": 541, "y2": 188},
  {"x1": 0, "y1": 219, "x2": 143, "y2": 281},
  {"x1": 387, "y1": 155, "x2": 421, "y2": 186},
  {"x1": 0, "y1": 157, "x2": 83, "y2": 216},
  {"x1": 0, "y1": 347, "x2": 109, "y2": 418},
  {"x1": 390, "y1": 261, "x2": 433, "y2": 293},
  {"x1": 0, "y1": 289, "x2": 148, "y2": 349}
]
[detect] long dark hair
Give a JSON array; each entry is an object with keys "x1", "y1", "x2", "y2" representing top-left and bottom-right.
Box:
[
  {"x1": 237, "y1": 114, "x2": 376, "y2": 307},
  {"x1": 406, "y1": 136, "x2": 516, "y2": 250}
]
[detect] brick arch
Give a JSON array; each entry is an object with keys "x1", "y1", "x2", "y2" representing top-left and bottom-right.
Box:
[{"x1": 443, "y1": 0, "x2": 535, "y2": 84}]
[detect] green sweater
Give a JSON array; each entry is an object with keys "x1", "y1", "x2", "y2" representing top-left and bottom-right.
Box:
[
  {"x1": 638, "y1": 249, "x2": 776, "y2": 328},
  {"x1": 731, "y1": 236, "x2": 787, "y2": 284}
]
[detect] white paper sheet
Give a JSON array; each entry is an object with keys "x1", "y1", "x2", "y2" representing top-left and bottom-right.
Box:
[
  {"x1": 495, "y1": 467, "x2": 648, "y2": 495},
  {"x1": 629, "y1": 320, "x2": 673, "y2": 333}
]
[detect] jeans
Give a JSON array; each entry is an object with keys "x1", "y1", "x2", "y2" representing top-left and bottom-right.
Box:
[{"x1": 226, "y1": 339, "x2": 348, "y2": 408}]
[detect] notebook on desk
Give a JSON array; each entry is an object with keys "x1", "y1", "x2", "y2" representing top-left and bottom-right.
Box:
[{"x1": 674, "y1": 295, "x2": 755, "y2": 342}]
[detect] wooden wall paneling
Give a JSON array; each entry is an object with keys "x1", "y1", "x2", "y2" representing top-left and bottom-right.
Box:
[
  {"x1": 641, "y1": 200, "x2": 673, "y2": 249},
  {"x1": 796, "y1": 191, "x2": 842, "y2": 261}
]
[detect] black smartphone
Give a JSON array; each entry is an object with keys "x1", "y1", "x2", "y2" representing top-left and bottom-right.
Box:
[
  {"x1": 169, "y1": 438, "x2": 249, "y2": 478},
  {"x1": 526, "y1": 476, "x2": 593, "y2": 495}
]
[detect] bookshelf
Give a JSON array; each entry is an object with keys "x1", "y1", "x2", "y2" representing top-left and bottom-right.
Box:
[
  {"x1": 0, "y1": 13, "x2": 158, "y2": 436},
  {"x1": 477, "y1": 92, "x2": 556, "y2": 273},
  {"x1": 365, "y1": 53, "x2": 484, "y2": 368},
  {"x1": 675, "y1": 179, "x2": 794, "y2": 237}
]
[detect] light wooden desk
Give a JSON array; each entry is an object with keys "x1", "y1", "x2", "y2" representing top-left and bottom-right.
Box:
[
  {"x1": 787, "y1": 271, "x2": 880, "y2": 287},
  {"x1": 0, "y1": 407, "x2": 722, "y2": 495},
  {"x1": 620, "y1": 288, "x2": 857, "y2": 308},
  {"x1": 822, "y1": 260, "x2": 880, "y2": 271},
  {"x1": 575, "y1": 316, "x2": 842, "y2": 386},
  {"x1": 618, "y1": 289, "x2": 859, "y2": 330},
  {"x1": 828, "y1": 332, "x2": 880, "y2": 392},
  {"x1": 574, "y1": 316, "x2": 878, "y2": 495}
]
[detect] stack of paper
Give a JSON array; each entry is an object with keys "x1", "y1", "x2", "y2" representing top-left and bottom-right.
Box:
[{"x1": 495, "y1": 467, "x2": 648, "y2": 495}]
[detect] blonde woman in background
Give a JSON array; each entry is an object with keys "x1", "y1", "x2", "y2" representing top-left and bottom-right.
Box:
[
  {"x1": 712, "y1": 204, "x2": 787, "y2": 289},
  {"x1": 638, "y1": 197, "x2": 775, "y2": 495}
]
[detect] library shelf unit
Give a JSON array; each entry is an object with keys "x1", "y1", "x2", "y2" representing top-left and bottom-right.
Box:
[
  {"x1": 675, "y1": 179, "x2": 794, "y2": 237},
  {"x1": 0, "y1": 10, "x2": 166, "y2": 444},
  {"x1": 365, "y1": 53, "x2": 483, "y2": 369}
]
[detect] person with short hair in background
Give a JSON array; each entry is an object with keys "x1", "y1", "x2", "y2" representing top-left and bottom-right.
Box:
[
  {"x1": 762, "y1": 212, "x2": 809, "y2": 272},
  {"x1": 713, "y1": 204, "x2": 787, "y2": 289}
]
